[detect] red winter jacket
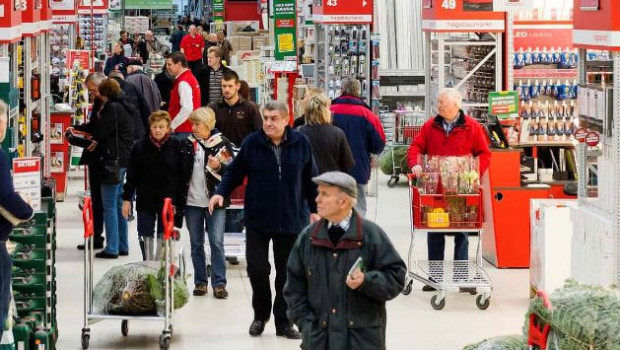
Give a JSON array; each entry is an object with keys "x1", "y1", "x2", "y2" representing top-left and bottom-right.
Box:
[{"x1": 407, "y1": 112, "x2": 491, "y2": 175}]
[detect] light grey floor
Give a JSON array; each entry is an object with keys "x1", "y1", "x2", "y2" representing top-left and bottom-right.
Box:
[{"x1": 53, "y1": 173, "x2": 530, "y2": 349}]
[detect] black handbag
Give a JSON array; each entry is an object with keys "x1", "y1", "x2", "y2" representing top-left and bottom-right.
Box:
[{"x1": 100, "y1": 104, "x2": 121, "y2": 185}]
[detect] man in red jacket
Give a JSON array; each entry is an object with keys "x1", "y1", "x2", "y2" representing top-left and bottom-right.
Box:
[
  {"x1": 407, "y1": 88, "x2": 491, "y2": 291},
  {"x1": 166, "y1": 52, "x2": 201, "y2": 139},
  {"x1": 180, "y1": 25, "x2": 205, "y2": 76}
]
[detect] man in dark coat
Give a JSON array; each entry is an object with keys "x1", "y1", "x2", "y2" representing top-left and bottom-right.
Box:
[
  {"x1": 169, "y1": 25, "x2": 186, "y2": 52},
  {"x1": 209, "y1": 101, "x2": 319, "y2": 340},
  {"x1": 109, "y1": 71, "x2": 149, "y2": 139},
  {"x1": 284, "y1": 171, "x2": 406, "y2": 350},
  {"x1": 127, "y1": 61, "x2": 162, "y2": 114}
]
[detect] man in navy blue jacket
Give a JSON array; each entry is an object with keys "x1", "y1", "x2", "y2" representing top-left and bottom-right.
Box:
[
  {"x1": 0, "y1": 100, "x2": 34, "y2": 340},
  {"x1": 209, "y1": 100, "x2": 319, "y2": 340},
  {"x1": 331, "y1": 78, "x2": 386, "y2": 217}
]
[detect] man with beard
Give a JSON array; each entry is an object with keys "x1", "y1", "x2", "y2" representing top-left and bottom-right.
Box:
[{"x1": 209, "y1": 70, "x2": 261, "y2": 147}]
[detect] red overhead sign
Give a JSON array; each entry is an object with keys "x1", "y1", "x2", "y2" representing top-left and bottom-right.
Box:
[{"x1": 313, "y1": 0, "x2": 373, "y2": 23}]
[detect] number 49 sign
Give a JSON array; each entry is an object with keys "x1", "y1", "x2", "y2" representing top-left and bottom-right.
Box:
[{"x1": 442, "y1": 0, "x2": 456, "y2": 9}]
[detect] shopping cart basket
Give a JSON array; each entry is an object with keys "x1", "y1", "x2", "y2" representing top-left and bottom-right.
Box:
[
  {"x1": 385, "y1": 110, "x2": 426, "y2": 188},
  {"x1": 80, "y1": 197, "x2": 182, "y2": 350},
  {"x1": 401, "y1": 175, "x2": 493, "y2": 310}
]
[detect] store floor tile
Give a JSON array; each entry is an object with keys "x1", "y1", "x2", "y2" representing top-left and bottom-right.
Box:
[{"x1": 53, "y1": 173, "x2": 529, "y2": 349}]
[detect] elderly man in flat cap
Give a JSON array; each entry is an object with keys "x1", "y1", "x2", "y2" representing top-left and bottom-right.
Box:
[{"x1": 284, "y1": 171, "x2": 406, "y2": 350}]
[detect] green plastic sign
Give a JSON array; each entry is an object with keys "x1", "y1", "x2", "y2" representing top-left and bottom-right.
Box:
[
  {"x1": 274, "y1": 0, "x2": 297, "y2": 61},
  {"x1": 125, "y1": 0, "x2": 172, "y2": 9},
  {"x1": 488, "y1": 91, "x2": 518, "y2": 119},
  {"x1": 213, "y1": 0, "x2": 225, "y2": 25}
]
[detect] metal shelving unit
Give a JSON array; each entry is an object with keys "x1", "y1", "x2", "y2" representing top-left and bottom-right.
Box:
[{"x1": 425, "y1": 32, "x2": 502, "y2": 120}]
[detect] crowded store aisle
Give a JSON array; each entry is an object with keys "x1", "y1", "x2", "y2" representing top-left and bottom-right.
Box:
[{"x1": 54, "y1": 173, "x2": 528, "y2": 349}]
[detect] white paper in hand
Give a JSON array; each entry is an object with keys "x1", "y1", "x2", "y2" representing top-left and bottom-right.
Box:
[{"x1": 348, "y1": 257, "x2": 364, "y2": 277}]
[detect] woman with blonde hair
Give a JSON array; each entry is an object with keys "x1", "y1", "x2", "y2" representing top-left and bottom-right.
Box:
[
  {"x1": 177, "y1": 107, "x2": 235, "y2": 298},
  {"x1": 298, "y1": 93, "x2": 354, "y2": 174},
  {"x1": 293, "y1": 86, "x2": 324, "y2": 128}
]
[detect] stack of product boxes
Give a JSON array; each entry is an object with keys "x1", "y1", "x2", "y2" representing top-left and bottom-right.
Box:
[{"x1": 9, "y1": 196, "x2": 57, "y2": 349}]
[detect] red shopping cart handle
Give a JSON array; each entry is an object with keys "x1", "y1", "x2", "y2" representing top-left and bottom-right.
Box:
[
  {"x1": 162, "y1": 198, "x2": 174, "y2": 241},
  {"x1": 82, "y1": 197, "x2": 94, "y2": 238}
]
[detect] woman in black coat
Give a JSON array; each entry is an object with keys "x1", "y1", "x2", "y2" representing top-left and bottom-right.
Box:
[
  {"x1": 88, "y1": 78, "x2": 135, "y2": 259},
  {"x1": 104, "y1": 42, "x2": 129, "y2": 76},
  {"x1": 122, "y1": 111, "x2": 179, "y2": 260},
  {"x1": 298, "y1": 93, "x2": 355, "y2": 174}
]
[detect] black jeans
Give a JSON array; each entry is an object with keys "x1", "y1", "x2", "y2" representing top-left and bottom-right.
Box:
[
  {"x1": 0, "y1": 241, "x2": 12, "y2": 341},
  {"x1": 88, "y1": 165, "x2": 104, "y2": 243},
  {"x1": 187, "y1": 59, "x2": 203, "y2": 77},
  {"x1": 245, "y1": 230, "x2": 297, "y2": 329}
]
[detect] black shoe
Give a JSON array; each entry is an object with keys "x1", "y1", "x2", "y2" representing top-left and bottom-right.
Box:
[
  {"x1": 276, "y1": 326, "x2": 301, "y2": 339},
  {"x1": 422, "y1": 284, "x2": 436, "y2": 292},
  {"x1": 119, "y1": 251, "x2": 129, "y2": 256},
  {"x1": 77, "y1": 241, "x2": 104, "y2": 250},
  {"x1": 95, "y1": 251, "x2": 118, "y2": 259},
  {"x1": 249, "y1": 319, "x2": 268, "y2": 336}
]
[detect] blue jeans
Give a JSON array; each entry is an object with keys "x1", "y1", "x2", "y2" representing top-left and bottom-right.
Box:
[
  {"x1": 0, "y1": 242, "x2": 12, "y2": 341},
  {"x1": 428, "y1": 232, "x2": 469, "y2": 261},
  {"x1": 101, "y1": 168, "x2": 128, "y2": 254},
  {"x1": 185, "y1": 206, "x2": 227, "y2": 287}
]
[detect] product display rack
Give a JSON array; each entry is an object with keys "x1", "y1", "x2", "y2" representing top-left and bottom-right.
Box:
[
  {"x1": 50, "y1": 24, "x2": 75, "y2": 81},
  {"x1": 0, "y1": 42, "x2": 21, "y2": 160},
  {"x1": 425, "y1": 31, "x2": 503, "y2": 121},
  {"x1": 313, "y1": 24, "x2": 372, "y2": 102},
  {"x1": 78, "y1": 13, "x2": 107, "y2": 60}
]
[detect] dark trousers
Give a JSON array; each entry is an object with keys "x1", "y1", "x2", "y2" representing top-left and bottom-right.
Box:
[
  {"x1": 0, "y1": 242, "x2": 12, "y2": 341},
  {"x1": 428, "y1": 232, "x2": 469, "y2": 261},
  {"x1": 245, "y1": 230, "x2": 297, "y2": 329},
  {"x1": 187, "y1": 59, "x2": 203, "y2": 77},
  {"x1": 89, "y1": 166, "x2": 104, "y2": 244}
]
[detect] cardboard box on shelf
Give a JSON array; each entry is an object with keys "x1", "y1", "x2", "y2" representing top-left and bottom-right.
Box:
[
  {"x1": 252, "y1": 36, "x2": 269, "y2": 50},
  {"x1": 238, "y1": 37, "x2": 253, "y2": 51}
]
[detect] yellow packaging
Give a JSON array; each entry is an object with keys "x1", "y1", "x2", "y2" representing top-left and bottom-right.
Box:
[{"x1": 427, "y1": 212, "x2": 450, "y2": 228}]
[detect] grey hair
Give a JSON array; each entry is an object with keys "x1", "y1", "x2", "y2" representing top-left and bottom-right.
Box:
[
  {"x1": 341, "y1": 77, "x2": 361, "y2": 97},
  {"x1": 439, "y1": 88, "x2": 463, "y2": 109},
  {"x1": 85, "y1": 72, "x2": 106, "y2": 85},
  {"x1": 263, "y1": 101, "x2": 289, "y2": 119}
]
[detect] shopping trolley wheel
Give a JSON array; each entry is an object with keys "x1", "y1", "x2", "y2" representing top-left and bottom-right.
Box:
[
  {"x1": 402, "y1": 280, "x2": 413, "y2": 295},
  {"x1": 430, "y1": 295, "x2": 446, "y2": 310},
  {"x1": 387, "y1": 176, "x2": 399, "y2": 188},
  {"x1": 159, "y1": 333, "x2": 171, "y2": 350},
  {"x1": 476, "y1": 295, "x2": 491, "y2": 310},
  {"x1": 121, "y1": 320, "x2": 129, "y2": 336},
  {"x1": 81, "y1": 332, "x2": 90, "y2": 349}
]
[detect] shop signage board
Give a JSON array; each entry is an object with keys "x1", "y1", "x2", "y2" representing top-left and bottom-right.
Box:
[
  {"x1": 50, "y1": 0, "x2": 75, "y2": 11},
  {"x1": 125, "y1": 0, "x2": 172, "y2": 10},
  {"x1": 12, "y1": 157, "x2": 41, "y2": 210},
  {"x1": 422, "y1": 0, "x2": 505, "y2": 32},
  {"x1": 493, "y1": 0, "x2": 533, "y2": 12},
  {"x1": 274, "y1": 0, "x2": 297, "y2": 60},
  {"x1": 67, "y1": 50, "x2": 91, "y2": 71},
  {"x1": 213, "y1": 0, "x2": 224, "y2": 25},
  {"x1": 488, "y1": 91, "x2": 518, "y2": 119},
  {"x1": 585, "y1": 131, "x2": 600, "y2": 146},
  {"x1": 423, "y1": 0, "x2": 432, "y2": 8},
  {"x1": 513, "y1": 25, "x2": 574, "y2": 51},
  {"x1": 77, "y1": 0, "x2": 108, "y2": 13},
  {"x1": 574, "y1": 128, "x2": 588, "y2": 142},
  {"x1": 580, "y1": 0, "x2": 599, "y2": 11},
  {"x1": 312, "y1": 0, "x2": 373, "y2": 23}
]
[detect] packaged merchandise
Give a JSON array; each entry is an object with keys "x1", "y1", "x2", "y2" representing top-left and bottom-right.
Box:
[{"x1": 462, "y1": 335, "x2": 526, "y2": 350}]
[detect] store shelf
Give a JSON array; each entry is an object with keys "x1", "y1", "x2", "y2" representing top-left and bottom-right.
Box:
[
  {"x1": 381, "y1": 91, "x2": 425, "y2": 97},
  {"x1": 443, "y1": 41, "x2": 498, "y2": 47},
  {"x1": 380, "y1": 69, "x2": 424, "y2": 77},
  {"x1": 516, "y1": 141, "x2": 576, "y2": 147},
  {"x1": 514, "y1": 68, "x2": 578, "y2": 79}
]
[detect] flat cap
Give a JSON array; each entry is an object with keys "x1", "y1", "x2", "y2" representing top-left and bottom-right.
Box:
[
  {"x1": 127, "y1": 59, "x2": 143, "y2": 67},
  {"x1": 312, "y1": 171, "x2": 358, "y2": 199}
]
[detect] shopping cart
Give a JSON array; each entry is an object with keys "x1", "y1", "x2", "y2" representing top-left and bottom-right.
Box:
[
  {"x1": 384, "y1": 110, "x2": 426, "y2": 188},
  {"x1": 80, "y1": 197, "x2": 181, "y2": 350},
  {"x1": 401, "y1": 174, "x2": 493, "y2": 310}
]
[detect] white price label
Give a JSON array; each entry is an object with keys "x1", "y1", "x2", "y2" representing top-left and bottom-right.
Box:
[{"x1": 441, "y1": 0, "x2": 456, "y2": 9}]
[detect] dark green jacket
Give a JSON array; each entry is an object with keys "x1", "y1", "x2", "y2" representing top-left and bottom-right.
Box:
[{"x1": 284, "y1": 211, "x2": 406, "y2": 350}]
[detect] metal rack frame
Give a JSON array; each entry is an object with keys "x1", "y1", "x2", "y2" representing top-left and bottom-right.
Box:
[{"x1": 425, "y1": 31, "x2": 503, "y2": 120}]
